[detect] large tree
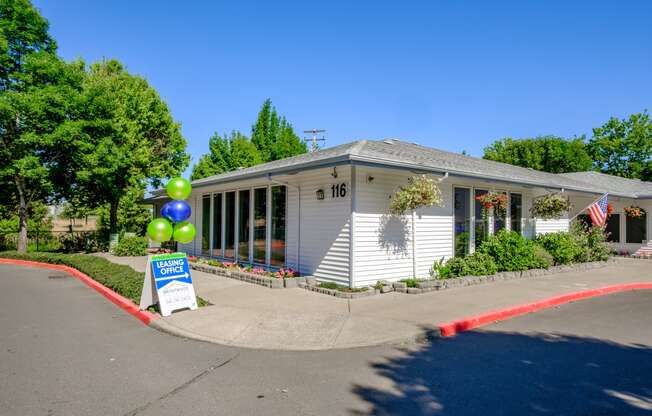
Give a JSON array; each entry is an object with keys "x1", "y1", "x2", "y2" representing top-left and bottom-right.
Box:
[
  {"x1": 483, "y1": 136, "x2": 593, "y2": 173},
  {"x1": 251, "y1": 98, "x2": 306, "y2": 162},
  {"x1": 0, "y1": 0, "x2": 83, "y2": 251},
  {"x1": 190, "y1": 131, "x2": 261, "y2": 180},
  {"x1": 58, "y1": 60, "x2": 188, "y2": 233},
  {"x1": 587, "y1": 112, "x2": 652, "y2": 180}
]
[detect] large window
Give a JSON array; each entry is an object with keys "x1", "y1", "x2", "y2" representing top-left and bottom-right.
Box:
[
  {"x1": 474, "y1": 189, "x2": 488, "y2": 249},
  {"x1": 626, "y1": 214, "x2": 646, "y2": 243},
  {"x1": 270, "y1": 186, "x2": 286, "y2": 267},
  {"x1": 201, "y1": 195, "x2": 211, "y2": 255},
  {"x1": 454, "y1": 188, "x2": 471, "y2": 257},
  {"x1": 238, "y1": 190, "x2": 251, "y2": 262},
  {"x1": 510, "y1": 193, "x2": 522, "y2": 234},
  {"x1": 224, "y1": 191, "x2": 235, "y2": 258},
  {"x1": 253, "y1": 188, "x2": 267, "y2": 264},
  {"x1": 493, "y1": 192, "x2": 507, "y2": 233},
  {"x1": 605, "y1": 213, "x2": 620, "y2": 243},
  {"x1": 212, "y1": 193, "x2": 222, "y2": 256}
]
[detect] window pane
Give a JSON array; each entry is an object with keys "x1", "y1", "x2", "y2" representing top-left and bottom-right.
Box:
[
  {"x1": 254, "y1": 188, "x2": 267, "y2": 264},
  {"x1": 238, "y1": 190, "x2": 250, "y2": 262},
  {"x1": 493, "y1": 192, "x2": 507, "y2": 233},
  {"x1": 510, "y1": 193, "x2": 522, "y2": 234},
  {"x1": 474, "y1": 189, "x2": 488, "y2": 249},
  {"x1": 454, "y1": 188, "x2": 470, "y2": 257},
  {"x1": 224, "y1": 191, "x2": 235, "y2": 259},
  {"x1": 212, "y1": 193, "x2": 222, "y2": 256},
  {"x1": 271, "y1": 186, "x2": 286, "y2": 267},
  {"x1": 201, "y1": 195, "x2": 211, "y2": 255},
  {"x1": 626, "y1": 215, "x2": 646, "y2": 243},
  {"x1": 605, "y1": 214, "x2": 620, "y2": 243}
]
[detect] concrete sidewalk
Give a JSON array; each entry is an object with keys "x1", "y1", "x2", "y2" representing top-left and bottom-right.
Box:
[{"x1": 99, "y1": 254, "x2": 652, "y2": 350}]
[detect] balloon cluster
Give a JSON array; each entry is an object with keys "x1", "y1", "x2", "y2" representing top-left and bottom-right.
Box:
[{"x1": 147, "y1": 177, "x2": 196, "y2": 244}]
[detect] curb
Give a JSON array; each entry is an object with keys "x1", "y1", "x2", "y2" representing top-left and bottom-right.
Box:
[
  {"x1": 437, "y1": 282, "x2": 652, "y2": 337},
  {"x1": 0, "y1": 258, "x2": 158, "y2": 325}
]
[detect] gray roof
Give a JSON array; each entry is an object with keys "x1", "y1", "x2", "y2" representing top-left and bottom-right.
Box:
[
  {"x1": 559, "y1": 171, "x2": 652, "y2": 198},
  {"x1": 150, "y1": 139, "x2": 650, "y2": 199}
]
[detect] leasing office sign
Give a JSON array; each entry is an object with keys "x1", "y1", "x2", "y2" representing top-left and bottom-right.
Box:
[{"x1": 139, "y1": 253, "x2": 198, "y2": 317}]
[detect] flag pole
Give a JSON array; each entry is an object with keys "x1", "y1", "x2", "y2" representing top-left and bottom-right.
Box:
[{"x1": 568, "y1": 193, "x2": 608, "y2": 222}]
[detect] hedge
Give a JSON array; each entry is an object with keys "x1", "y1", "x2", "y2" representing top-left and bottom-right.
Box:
[{"x1": 0, "y1": 251, "x2": 207, "y2": 307}]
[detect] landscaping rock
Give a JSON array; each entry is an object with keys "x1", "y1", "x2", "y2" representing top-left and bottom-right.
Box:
[
  {"x1": 393, "y1": 282, "x2": 407, "y2": 290},
  {"x1": 284, "y1": 278, "x2": 298, "y2": 288}
]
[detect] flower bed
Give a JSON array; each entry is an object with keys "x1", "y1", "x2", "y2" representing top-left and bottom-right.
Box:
[
  {"x1": 189, "y1": 258, "x2": 298, "y2": 289},
  {"x1": 298, "y1": 278, "x2": 378, "y2": 299}
]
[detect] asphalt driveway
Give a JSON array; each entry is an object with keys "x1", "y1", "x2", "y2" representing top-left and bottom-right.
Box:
[{"x1": 1, "y1": 263, "x2": 651, "y2": 415}]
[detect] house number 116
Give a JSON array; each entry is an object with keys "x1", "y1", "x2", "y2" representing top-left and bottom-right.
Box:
[{"x1": 331, "y1": 183, "x2": 347, "y2": 198}]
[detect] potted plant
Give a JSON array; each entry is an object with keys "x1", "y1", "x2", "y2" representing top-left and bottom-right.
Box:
[
  {"x1": 475, "y1": 191, "x2": 508, "y2": 220},
  {"x1": 389, "y1": 175, "x2": 443, "y2": 215},
  {"x1": 530, "y1": 193, "x2": 572, "y2": 219},
  {"x1": 624, "y1": 206, "x2": 646, "y2": 218}
]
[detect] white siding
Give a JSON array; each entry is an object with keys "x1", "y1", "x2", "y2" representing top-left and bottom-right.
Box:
[
  {"x1": 352, "y1": 168, "x2": 453, "y2": 287},
  {"x1": 534, "y1": 217, "x2": 569, "y2": 235}
]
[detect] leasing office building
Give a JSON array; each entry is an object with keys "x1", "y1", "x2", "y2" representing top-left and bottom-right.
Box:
[{"x1": 147, "y1": 139, "x2": 652, "y2": 287}]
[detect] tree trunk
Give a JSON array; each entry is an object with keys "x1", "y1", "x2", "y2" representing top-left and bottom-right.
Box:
[
  {"x1": 109, "y1": 200, "x2": 119, "y2": 234},
  {"x1": 15, "y1": 178, "x2": 28, "y2": 253}
]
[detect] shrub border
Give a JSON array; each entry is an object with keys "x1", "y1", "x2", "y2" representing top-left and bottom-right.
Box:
[{"x1": 393, "y1": 259, "x2": 618, "y2": 294}]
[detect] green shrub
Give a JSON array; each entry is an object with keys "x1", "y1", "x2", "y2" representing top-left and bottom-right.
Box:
[
  {"x1": 478, "y1": 230, "x2": 549, "y2": 271},
  {"x1": 113, "y1": 236, "x2": 148, "y2": 257},
  {"x1": 59, "y1": 232, "x2": 107, "y2": 253},
  {"x1": 399, "y1": 278, "x2": 426, "y2": 288},
  {"x1": 535, "y1": 232, "x2": 583, "y2": 265},
  {"x1": 434, "y1": 252, "x2": 497, "y2": 278},
  {"x1": 318, "y1": 282, "x2": 368, "y2": 292},
  {"x1": 570, "y1": 222, "x2": 611, "y2": 262},
  {"x1": 0, "y1": 251, "x2": 208, "y2": 307},
  {"x1": 533, "y1": 245, "x2": 554, "y2": 268}
]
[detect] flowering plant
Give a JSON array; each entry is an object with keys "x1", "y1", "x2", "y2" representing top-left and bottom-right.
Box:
[
  {"x1": 607, "y1": 203, "x2": 614, "y2": 217},
  {"x1": 275, "y1": 268, "x2": 298, "y2": 278},
  {"x1": 624, "y1": 206, "x2": 646, "y2": 218},
  {"x1": 475, "y1": 191, "x2": 508, "y2": 219},
  {"x1": 530, "y1": 193, "x2": 572, "y2": 219},
  {"x1": 390, "y1": 175, "x2": 443, "y2": 215}
]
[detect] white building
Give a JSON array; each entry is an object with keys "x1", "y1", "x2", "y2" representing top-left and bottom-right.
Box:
[{"x1": 146, "y1": 139, "x2": 652, "y2": 287}]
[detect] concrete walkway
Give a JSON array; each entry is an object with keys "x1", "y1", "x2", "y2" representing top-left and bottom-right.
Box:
[{"x1": 98, "y1": 254, "x2": 652, "y2": 350}]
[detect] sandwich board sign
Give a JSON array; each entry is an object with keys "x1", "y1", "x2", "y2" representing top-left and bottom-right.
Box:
[{"x1": 139, "y1": 253, "x2": 198, "y2": 316}]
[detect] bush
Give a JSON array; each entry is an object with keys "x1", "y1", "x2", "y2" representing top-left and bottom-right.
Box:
[
  {"x1": 535, "y1": 232, "x2": 583, "y2": 265},
  {"x1": 0, "y1": 251, "x2": 208, "y2": 307},
  {"x1": 533, "y1": 245, "x2": 554, "y2": 268},
  {"x1": 113, "y1": 236, "x2": 148, "y2": 257},
  {"x1": 434, "y1": 252, "x2": 497, "y2": 278},
  {"x1": 478, "y1": 230, "x2": 549, "y2": 271},
  {"x1": 570, "y1": 222, "x2": 611, "y2": 262},
  {"x1": 318, "y1": 282, "x2": 368, "y2": 292},
  {"x1": 399, "y1": 278, "x2": 426, "y2": 288},
  {"x1": 59, "y1": 232, "x2": 107, "y2": 253}
]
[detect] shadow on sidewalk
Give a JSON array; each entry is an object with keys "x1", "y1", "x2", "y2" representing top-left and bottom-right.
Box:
[{"x1": 351, "y1": 329, "x2": 652, "y2": 415}]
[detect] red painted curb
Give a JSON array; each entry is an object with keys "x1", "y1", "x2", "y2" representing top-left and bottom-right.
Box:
[
  {"x1": 438, "y1": 282, "x2": 652, "y2": 337},
  {"x1": 0, "y1": 258, "x2": 158, "y2": 325}
]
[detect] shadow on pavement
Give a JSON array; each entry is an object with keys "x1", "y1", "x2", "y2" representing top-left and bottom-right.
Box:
[{"x1": 351, "y1": 330, "x2": 652, "y2": 415}]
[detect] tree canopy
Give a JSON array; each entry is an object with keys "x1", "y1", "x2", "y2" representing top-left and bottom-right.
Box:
[
  {"x1": 587, "y1": 112, "x2": 652, "y2": 181},
  {"x1": 191, "y1": 99, "x2": 307, "y2": 180},
  {"x1": 483, "y1": 136, "x2": 593, "y2": 173}
]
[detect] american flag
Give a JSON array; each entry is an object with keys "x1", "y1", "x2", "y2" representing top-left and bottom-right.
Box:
[{"x1": 587, "y1": 194, "x2": 609, "y2": 226}]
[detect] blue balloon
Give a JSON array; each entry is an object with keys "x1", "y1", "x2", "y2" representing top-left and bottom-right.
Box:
[
  {"x1": 161, "y1": 202, "x2": 173, "y2": 221},
  {"x1": 167, "y1": 200, "x2": 192, "y2": 223}
]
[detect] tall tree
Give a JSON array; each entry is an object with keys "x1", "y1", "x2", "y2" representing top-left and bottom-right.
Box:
[
  {"x1": 251, "y1": 98, "x2": 306, "y2": 162},
  {"x1": 483, "y1": 136, "x2": 593, "y2": 173},
  {"x1": 190, "y1": 131, "x2": 261, "y2": 180},
  {"x1": 0, "y1": 0, "x2": 82, "y2": 252},
  {"x1": 58, "y1": 60, "x2": 188, "y2": 233},
  {"x1": 587, "y1": 112, "x2": 652, "y2": 180}
]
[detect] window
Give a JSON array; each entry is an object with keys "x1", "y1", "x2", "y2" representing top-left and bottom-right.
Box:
[
  {"x1": 270, "y1": 186, "x2": 286, "y2": 267},
  {"x1": 201, "y1": 195, "x2": 211, "y2": 255},
  {"x1": 212, "y1": 193, "x2": 222, "y2": 256},
  {"x1": 474, "y1": 189, "x2": 488, "y2": 249},
  {"x1": 493, "y1": 192, "x2": 507, "y2": 234},
  {"x1": 238, "y1": 190, "x2": 250, "y2": 262},
  {"x1": 510, "y1": 193, "x2": 522, "y2": 234},
  {"x1": 224, "y1": 191, "x2": 235, "y2": 259},
  {"x1": 253, "y1": 188, "x2": 267, "y2": 264},
  {"x1": 454, "y1": 188, "x2": 471, "y2": 257},
  {"x1": 626, "y1": 214, "x2": 646, "y2": 243},
  {"x1": 605, "y1": 214, "x2": 620, "y2": 243}
]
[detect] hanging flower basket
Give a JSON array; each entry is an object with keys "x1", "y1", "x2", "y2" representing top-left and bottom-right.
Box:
[
  {"x1": 475, "y1": 191, "x2": 508, "y2": 219},
  {"x1": 624, "y1": 206, "x2": 646, "y2": 218},
  {"x1": 389, "y1": 175, "x2": 443, "y2": 215},
  {"x1": 530, "y1": 193, "x2": 571, "y2": 220},
  {"x1": 607, "y1": 203, "x2": 614, "y2": 217}
]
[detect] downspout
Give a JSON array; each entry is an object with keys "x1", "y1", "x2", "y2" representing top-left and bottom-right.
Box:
[{"x1": 268, "y1": 174, "x2": 301, "y2": 273}]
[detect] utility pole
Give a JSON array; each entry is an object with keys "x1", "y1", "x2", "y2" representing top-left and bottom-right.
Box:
[{"x1": 303, "y1": 129, "x2": 326, "y2": 152}]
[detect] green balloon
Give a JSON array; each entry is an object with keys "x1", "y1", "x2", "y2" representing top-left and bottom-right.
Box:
[
  {"x1": 166, "y1": 177, "x2": 192, "y2": 200},
  {"x1": 147, "y1": 218, "x2": 173, "y2": 242},
  {"x1": 173, "y1": 221, "x2": 196, "y2": 244}
]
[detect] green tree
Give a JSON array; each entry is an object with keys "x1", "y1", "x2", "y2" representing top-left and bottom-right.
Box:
[
  {"x1": 587, "y1": 112, "x2": 652, "y2": 180},
  {"x1": 483, "y1": 136, "x2": 593, "y2": 173},
  {"x1": 58, "y1": 60, "x2": 188, "y2": 234},
  {"x1": 251, "y1": 98, "x2": 306, "y2": 162},
  {"x1": 190, "y1": 131, "x2": 261, "y2": 180}
]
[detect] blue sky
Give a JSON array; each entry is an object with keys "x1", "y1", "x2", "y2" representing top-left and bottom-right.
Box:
[{"x1": 35, "y1": 1, "x2": 652, "y2": 177}]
